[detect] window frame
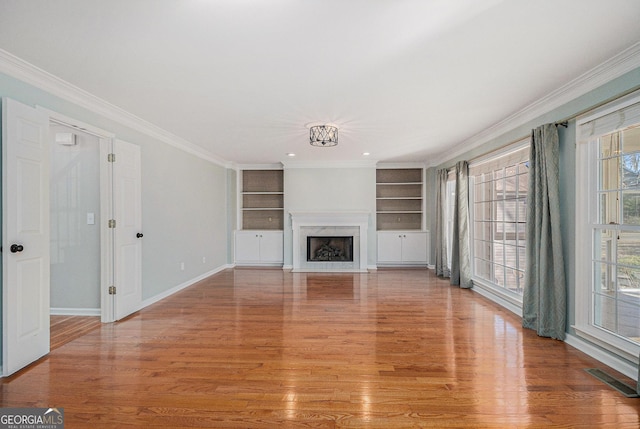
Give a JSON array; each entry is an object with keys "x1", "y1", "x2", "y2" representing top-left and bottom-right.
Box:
[
  {"x1": 575, "y1": 91, "x2": 640, "y2": 363},
  {"x1": 468, "y1": 138, "x2": 530, "y2": 306}
]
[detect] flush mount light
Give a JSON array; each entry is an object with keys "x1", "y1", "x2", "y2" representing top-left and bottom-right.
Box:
[
  {"x1": 286, "y1": 153, "x2": 296, "y2": 157},
  {"x1": 309, "y1": 125, "x2": 338, "y2": 147},
  {"x1": 362, "y1": 152, "x2": 370, "y2": 156}
]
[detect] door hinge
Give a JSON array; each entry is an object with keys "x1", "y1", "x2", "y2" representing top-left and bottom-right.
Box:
[
  {"x1": 108, "y1": 286, "x2": 116, "y2": 295},
  {"x1": 108, "y1": 219, "x2": 116, "y2": 228},
  {"x1": 108, "y1": 153, "x2": 116, "y2": 162}
]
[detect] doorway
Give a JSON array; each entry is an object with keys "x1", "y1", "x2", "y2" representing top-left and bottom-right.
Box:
[{"x1": 50, "y1": 123, "x2": 102, "y2": 315}]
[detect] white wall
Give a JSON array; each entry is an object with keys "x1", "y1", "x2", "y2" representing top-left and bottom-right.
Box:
[{"x1": 283, "y1": 166, "x2": 376, "y2": 267}]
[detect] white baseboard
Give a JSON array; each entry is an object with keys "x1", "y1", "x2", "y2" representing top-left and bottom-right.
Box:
[
  {"x1": 140, "y1": 264, "x2": 231, "y2": 309},
  {"x1": 565, "y1": 333, "x2": 639, "y2": 381},
  {"x1": 50, "y1": 307, "x2": 101, "y2": 316}
]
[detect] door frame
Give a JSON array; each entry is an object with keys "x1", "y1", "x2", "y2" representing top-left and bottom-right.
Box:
[{"x1": 38, "y1": 107, "x2": 117, "y2": 323}]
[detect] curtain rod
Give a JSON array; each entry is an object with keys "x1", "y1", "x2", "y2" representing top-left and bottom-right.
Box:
[{"x1": 552, "y1": 84, "x2": 640, "y2": 127}]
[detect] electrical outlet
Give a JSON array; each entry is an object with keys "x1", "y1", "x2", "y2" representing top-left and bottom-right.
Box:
[
  {"x1": 180, "y1": 262, "x2": 185, "y2": 271},
  {"x1": 202, "y1": 257, "x2": 206, "y2": 264}
]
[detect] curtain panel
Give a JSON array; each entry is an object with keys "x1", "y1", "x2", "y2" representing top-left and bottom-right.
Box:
[
  {"x1": 450, "y1": 161, "x2": 473, "y2": 288},
  {"x1": 435, "y1": 169, "x2": 450, "y2": 278},
  {"x1": 523, "y1": 124, "x2": 567, "y2": 340}
]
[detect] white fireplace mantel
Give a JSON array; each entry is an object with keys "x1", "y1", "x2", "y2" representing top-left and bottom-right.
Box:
[{"x1": 290, "y1": 211, "x2": 370, "y2": 272}]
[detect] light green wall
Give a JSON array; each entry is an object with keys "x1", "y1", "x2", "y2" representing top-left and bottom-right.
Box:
[
  {"x1": 433, "y1": 67, "x2": 640, "y2": 358},
  {"x1": 0, "y1": 72, "x2": 231, "y2": 305}
]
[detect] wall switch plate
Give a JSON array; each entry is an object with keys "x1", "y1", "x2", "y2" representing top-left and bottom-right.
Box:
[{"x1": 87, "y1": 212, "x2": 95, "y2": 225}]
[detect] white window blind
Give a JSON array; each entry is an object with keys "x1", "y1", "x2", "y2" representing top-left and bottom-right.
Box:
[
  {"x1": 469, "y1": 141, "x2": 529, "y2": 176},
  {"x1": 578, "y1": 94, "x2": 640, "y2": 142}
]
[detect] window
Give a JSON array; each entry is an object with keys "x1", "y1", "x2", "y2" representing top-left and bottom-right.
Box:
[
  {"x1": 469, "y1": 140, "x2": 530, "y2": 298},
  {"x1": 576, "y1": 92, "x2": 640, "y2": 360}
]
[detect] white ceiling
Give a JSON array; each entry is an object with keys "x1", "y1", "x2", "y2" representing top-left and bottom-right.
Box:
[{"x1": 1, "y1": 0, "x2": 639, "y2": 165}]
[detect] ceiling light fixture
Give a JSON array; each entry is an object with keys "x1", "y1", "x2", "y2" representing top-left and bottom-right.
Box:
[
  {"x1": 309, "y1": 125, "x2": 338, "y2": 147},
  {"x1": 286, "y1": 153, "x2": 296, "y2": 157}
]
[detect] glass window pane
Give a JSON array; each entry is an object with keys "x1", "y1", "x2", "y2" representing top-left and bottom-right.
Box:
[
  {"x1": 493, "y1": 263, "x2": 505, "y2": 286},
  {"x1": 599, "y1": 192, "x2": 619, "y2": 225},
  {"x1": 622, "y1": 190, "x2": 640, "y2": 225},
  {"x1": 593, "y1": 293, "x2": 617, "y2": 333},
  {"x1": 504, "y1": 244, "x2": 518, "y2": 268},
  {"x1": 617, "y1": 231, "x2": 640, "y2": 264},
  {"x1": 517, "y1": 247, "x2": 526, "y2": 270},
  {"x1": 517, "y1": 161, "x2": 529, "y2": 174},
  {"x1": 599, "y1": 157, "x2": 620, "y2": 191},
  {"x1": 474, "y1": 258, "x2": 490, "y2": 280},
  {"x1": 595, "y1": 262, "x2": 616, "y2": 292},
  {"x1": 594, "y1": 229, "x2": 615, "y2": 262},
  {"x1": 493, "y1": 242, "x2": 505, "y2": 265},
  {"x1": 622, "y1": 153, "x2": 640, "y2": 188},
  {"x1": 516, "y1": 198, "x2": 527, "y2": 223},
  {"x1": 503, "y1": 200, "x2": 517, "y2": 223},
  {"x1": 600, "y1": 133, "x2": 621, "y2": 158},
  {"x1": 496, "y1": 200, "x2": 505, "y2": 221},
  {"x1": 617, "y1": 301, "x2": 640, "y2": 339},
  {"x1": 622, "y1": 127, "x2": 640, "y2": 153},
  {"x1": 616, "y1": 265, "x2": 640, "y2": 292}
]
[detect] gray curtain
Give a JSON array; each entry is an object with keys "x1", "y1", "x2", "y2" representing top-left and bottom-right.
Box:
[
  {"x1": 522, "y1": 124, "x2": 566, "y2": 340},
  {"x1": 450, "y1": 161, "x2": 472, "y2": 288},
  {"x1": 435, "y1": 169, "x2": 450, "y2": 277}
]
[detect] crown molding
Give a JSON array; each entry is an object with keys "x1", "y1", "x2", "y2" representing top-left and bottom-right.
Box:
[
  {"x1": 376, "y1": 161, "x2": 426, "y2": 169},
  {"x1": 0, "y1": 48, "x2": 232, "y2": 168},
  {"x1": 236, "y1": 163, "x2": 284, "y2": 170},
  {"x1": 281, "y1": 159, "x2": 378, "y2": 169},
  {"x1": 429, "y1": 41, "x2": 640, "y2": 167}
]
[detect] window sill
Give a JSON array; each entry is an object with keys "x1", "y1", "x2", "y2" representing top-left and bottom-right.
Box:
[
  {"x1": 572, "y1": 323, "x2": 640, "y2": 364},
  {"x1": 471, "y1": 278, "x2": 523, "y2": 317}
]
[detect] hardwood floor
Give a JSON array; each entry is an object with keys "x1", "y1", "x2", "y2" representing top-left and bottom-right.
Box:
[
  {"x1": 2, "y1": 268, "x2": 639, "y2": 428},
  {"x1": 50, "y1": 315, "x2": 102, "y2": 350}
]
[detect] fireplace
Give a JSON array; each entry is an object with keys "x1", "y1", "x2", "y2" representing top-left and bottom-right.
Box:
[
  {"x1": 307, "y1": 236, "x2": 354, "y2": 262},
  {"x1": 290, "y1": 211, "x2": 370, "y2": 272}
]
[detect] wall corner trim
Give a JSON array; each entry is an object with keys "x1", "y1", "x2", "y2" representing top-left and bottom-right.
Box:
[
  {"x1": 0, "y1": 48, "x2": 232, "y2": 168},
  {"x1": 429, "y1": 41, "x2": 640, "y2": 167}
]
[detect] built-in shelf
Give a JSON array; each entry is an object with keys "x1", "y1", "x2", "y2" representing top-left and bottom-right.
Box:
[
  {"x1": 241, "y1": 170, "x2": 284, "y2": 230},
  {"x1": 376, "y1": 168, "x2": 423, "y2": 231}
]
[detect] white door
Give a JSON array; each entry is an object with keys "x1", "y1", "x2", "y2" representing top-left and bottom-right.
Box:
[
  {"x1": 2, "y1": 98, "x2": 50, "y2": 376},
  {"x1": 113, "y1": 139, "x2": 142, "y2": 320}
]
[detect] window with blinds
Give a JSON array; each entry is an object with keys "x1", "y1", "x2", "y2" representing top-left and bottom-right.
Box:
[
  {"x1": 575, "y1": 90, "x2": 640, "y2": 355},
  {"x1": 469, "y1": 139, "x2": 530, "y2": 297}
]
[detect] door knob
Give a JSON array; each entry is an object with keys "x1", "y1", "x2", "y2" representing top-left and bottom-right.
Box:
[
  {"x1": 10, "y1": 244, "x2": 24, "y2": 253},
  {"x1": 136, "y1": 233, "x2": 144, "y2": 238}
]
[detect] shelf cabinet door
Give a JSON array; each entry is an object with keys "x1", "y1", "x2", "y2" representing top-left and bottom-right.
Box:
[
  {"x1": 235, "y1": 231, "x2": 261, "y2": 263},
  {"x1": 377, "y1": 231, "x2": 427, "y2": 264},
  {"x1": 401, "y1": 232, "x2": 427, "y2": 263},
  {"x1": 377, "y1": 232, "x2": 404, "y2": 263},
  {"x1": 259, "y1": 231, "x2": 284, "y2": 263},
  {"x1": 235, "y1": 230, "x2": 283, "y2": 265}
]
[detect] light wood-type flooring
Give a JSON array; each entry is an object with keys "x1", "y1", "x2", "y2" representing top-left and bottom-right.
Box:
[{"x1": 2, "y1": 268, "x2": 639, "y2": 428}]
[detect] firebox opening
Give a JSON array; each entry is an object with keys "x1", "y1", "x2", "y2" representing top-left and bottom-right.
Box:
[{"x1": 307, "y1": 236, "x2": 354, "y2": 262}]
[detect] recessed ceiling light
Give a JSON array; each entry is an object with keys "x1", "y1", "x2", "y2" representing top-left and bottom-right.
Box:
[
  {"x1": 362, "y1": 152, "x2": 370, "y2": 156},
  {"x1": 287, "y1": 153, "x2": 296, "y2": 157}
]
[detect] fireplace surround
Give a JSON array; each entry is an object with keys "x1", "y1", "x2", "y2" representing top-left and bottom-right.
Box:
[{"x1": 290, "y1": 211, "x2": 369, "y2": 272}]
